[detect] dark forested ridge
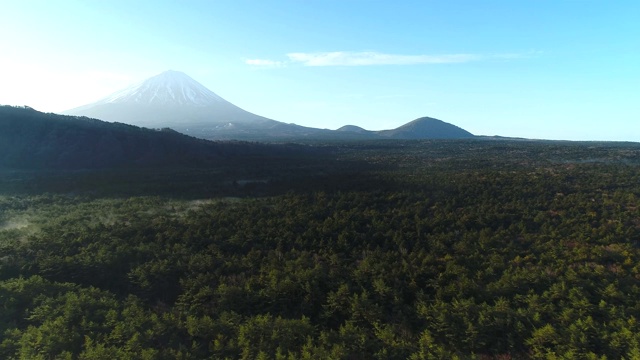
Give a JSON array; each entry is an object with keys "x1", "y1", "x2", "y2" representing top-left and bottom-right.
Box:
[
  {"x1": 1, "y1": 137, "x2": 640, "y2": 359},
  {"x1": 0, "y1": 105, "x2": 320, "y2": 169}
]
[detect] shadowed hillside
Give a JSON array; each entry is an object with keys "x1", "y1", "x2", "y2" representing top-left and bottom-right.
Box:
[{"x1": 0, "y1": 106, "x2": 316, "y2": 169}]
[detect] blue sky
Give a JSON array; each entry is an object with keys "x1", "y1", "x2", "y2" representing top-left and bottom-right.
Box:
[{"x1": 1, "y1": 0, "x2": 638, "y2": 141}]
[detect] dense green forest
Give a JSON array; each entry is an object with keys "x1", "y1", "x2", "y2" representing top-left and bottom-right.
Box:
[{"x1": 1, "y1": 139, "x2": 640, "y2": 359}]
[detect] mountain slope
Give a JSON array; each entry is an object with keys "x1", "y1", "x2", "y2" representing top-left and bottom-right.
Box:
[
  {"x1": 64, "y1": 70, "x2": 271, "y2": 129},
  {"x1": 65, "y1": 70, "x2": 329, "y2": 140},
  {"x1": 377, "y1": 117, "x2": 474, "y2": 139},
  {"x1": 96, "y1": 69, "x2": 225, "y2": 106}
]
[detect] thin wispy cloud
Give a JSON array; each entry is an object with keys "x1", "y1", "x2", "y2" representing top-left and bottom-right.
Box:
[
  {"x1": 244, "y1": 58, "x2": 285, "y2": 68},
  {"x1": 245, "y1": 51, "x2": 528, "y2": 67},
  {"x1": 288, "y1": 52, "x2": 481, "y2": 66}
]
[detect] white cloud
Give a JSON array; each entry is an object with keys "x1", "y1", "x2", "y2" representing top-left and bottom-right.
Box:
[
  {"x1": 244, "y1": 58, "x2": 285, "y2": 67},
  {"x1": 245, "y1": 51, "x2": 529, "y2": 67},
  {"x1": 286, "y1": 51, "x2": 482, "y2": 66}
]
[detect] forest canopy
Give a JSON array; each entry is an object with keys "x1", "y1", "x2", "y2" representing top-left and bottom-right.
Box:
[{"x1": 1, "y1": 139, "x2": 640, "y2": 359}]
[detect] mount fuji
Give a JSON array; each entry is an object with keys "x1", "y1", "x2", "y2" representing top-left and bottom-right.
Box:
[
  {"x1": 64, "y1": 70, "x2": 326, "y2": 140},
  {"x1": 65, "y1": 70, "x2": 474, "y2": 141},
  {"x1": 95, "y1": 70, "x2": 225, "y2": 107}
]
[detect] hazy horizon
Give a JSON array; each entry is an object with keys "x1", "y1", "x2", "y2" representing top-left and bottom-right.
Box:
[{"x1": 1, "y1": 0, "x2": 638, "y2": 141}]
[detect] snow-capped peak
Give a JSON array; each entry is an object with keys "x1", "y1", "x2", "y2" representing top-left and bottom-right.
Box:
[{"x1": 97, "y1": 70, "x2": 225, "y2": 107}]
